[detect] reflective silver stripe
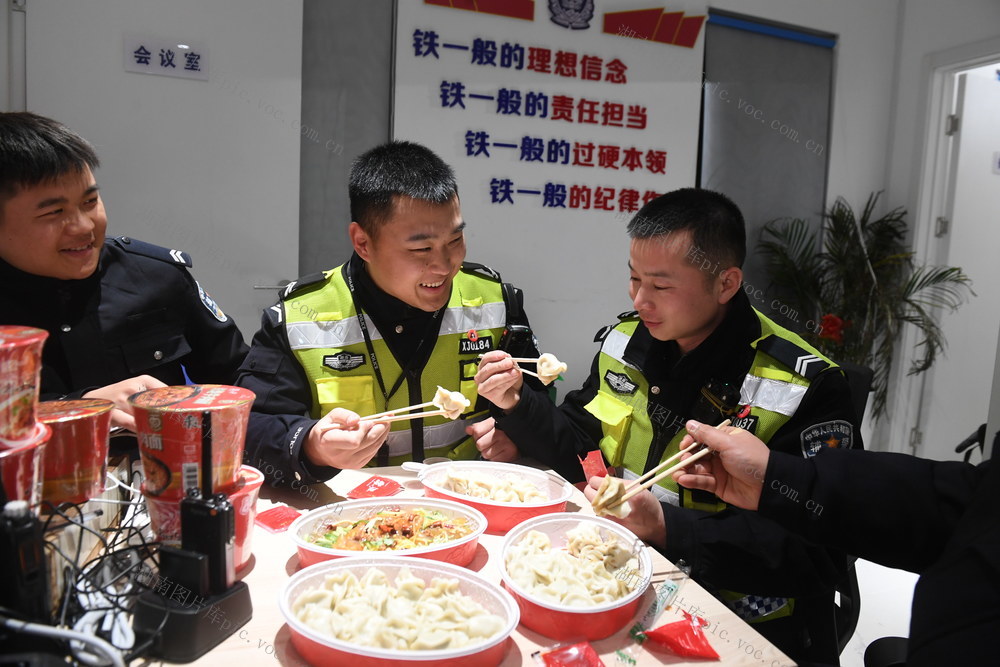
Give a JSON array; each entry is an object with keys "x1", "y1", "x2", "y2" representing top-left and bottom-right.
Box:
[
  {"x1": 440, "y1": 302, "x2": 506, "y2": 336},
  {"x1": 383, "y1": 419, "x2": 472, "y2": 457},
  {"x1": 739, "y1": 375, "x2": 807, "y2": 416},
  {"x1": 621, "y1": 468, "x2": 679, "y2": 506},
  {"x1": 286, "y1": 316, "x2": 375, "y2": 350},
  {"x1": 601, "y1": 329, "x2": 639, "y2": 370},
  {"x1": 285, "y1": 302, "x2": 507, "y2": 351}
]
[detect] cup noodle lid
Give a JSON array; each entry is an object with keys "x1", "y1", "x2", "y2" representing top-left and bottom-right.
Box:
[
  {"x1": 129, "y1": 384, "x2": 255, "y2": 411},
  {"x1": 37, "y1": 398, "x2": 114, "y2": 422}
]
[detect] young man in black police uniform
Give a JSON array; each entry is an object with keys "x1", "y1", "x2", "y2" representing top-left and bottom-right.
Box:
[
  {"x1": 476, "y1": 188, "x2": 863, "y2": 665},
  {"x1": 235, "y1": 140, "x2": 540, "y2": 485},
  {"x1": 669, "y1": 420, "x2": 997, "y2": 667},
  {"x1": 0, "y1": 112, "x2": 248, "y2": 431}
]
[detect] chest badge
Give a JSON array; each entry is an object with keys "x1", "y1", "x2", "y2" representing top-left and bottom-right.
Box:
[
  {"x1": 323, "y1": 351, "x2": 365, "y2": 371},
  {"x1": 459, "y1": 335, "x2": 493, "y2": 354},
  {"x1": 604, "y1": 370, "x2": 638, "y2": 395}
]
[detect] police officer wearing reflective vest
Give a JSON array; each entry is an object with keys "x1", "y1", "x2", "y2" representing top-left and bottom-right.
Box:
[
  {"x1": 236, "y1": 141, "x2": 539, "y2": 484},
  {"x1": 0, "y1": 112, "x2": 248, "y2": 432},
  {"x1": 476, "y1": 188, "x2": 862, "y2": 665}
]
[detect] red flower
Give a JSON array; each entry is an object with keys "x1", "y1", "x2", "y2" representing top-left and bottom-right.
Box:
[{"x1": 818, "y1": 314, "x2": 847, "y2": 344}]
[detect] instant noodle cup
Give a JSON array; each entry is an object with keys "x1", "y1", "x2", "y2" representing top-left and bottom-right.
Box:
[
  {"x1": 0, "y1": 326, "x2": 48, "y2": 444},
  {"x1": 143, "y1": 465, "x2": 263, "y2": 571},
  {"x1": 232, "y1": 465, "x2": 264, "y2": 570},
  {"x1": 37, "y1": 399, "x2": 113, "y2": 507},
  {"x1": 0, "y1": 422, "x2": 50, "y2": 509},
  {"x1": 130, "y1": 385, "x2": 254, "y2": 500}
]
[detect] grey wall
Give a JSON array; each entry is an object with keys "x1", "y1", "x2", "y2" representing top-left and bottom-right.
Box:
[{"x1": 299, "y1": 0, "x2": 395, "y2": 274}]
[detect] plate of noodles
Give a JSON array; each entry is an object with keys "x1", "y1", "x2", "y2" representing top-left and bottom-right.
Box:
[
  {"x1": 291, "y1": 497, "x2": 487, "y2": 567},
  {"x1": 417, "y1": 461, "x2": 573, "y2": 533}
]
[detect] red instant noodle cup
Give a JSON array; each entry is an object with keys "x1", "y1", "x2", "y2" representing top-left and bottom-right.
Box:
[
  {"x1": 129, "y1": 385, "x2": 254, "y2": 500},
  {"x1": 0, "y1": 422, "x2": 50, "y2": 509},
  {"x1": 0, "y1": 326, "x2": 48, "y2": 445},
  {"x1": 143, "y1": 464, "x2": 263, "y2": 571},
  {"x1": 37, "y1": 399, "x2": 113, "y2": 508}
]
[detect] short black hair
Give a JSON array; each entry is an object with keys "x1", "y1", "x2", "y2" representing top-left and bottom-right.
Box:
[
  {"x1": 348, "y1": 140, "x2": 458, "y2": 238},
  {"x1": 627, "y1": 188, "x2": 746, "y2": 269},
  {"x1": 0, "y1": 112, "x2": 100, "y2": 214}
]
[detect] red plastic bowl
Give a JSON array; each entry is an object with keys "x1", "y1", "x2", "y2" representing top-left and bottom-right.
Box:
[
  {"x1": 417, "y1": 461, "x2": 573, "y2": 533},
  {"x1": 280, "y1": 556, "x2": 518, "y2": 667},
  {"x1": 290, "y1": 497, "x2": 487, "y2": 568},
  {"x1": 499, "y1": 514, "x2": 652, "y2": 641}
]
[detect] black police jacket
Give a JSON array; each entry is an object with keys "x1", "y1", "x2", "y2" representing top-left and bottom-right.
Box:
[{"x1": 0, "y1": 236, "x2": 248, "y2": 399}]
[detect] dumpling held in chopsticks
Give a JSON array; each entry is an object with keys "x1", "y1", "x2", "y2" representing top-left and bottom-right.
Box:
[
  {"x1": 433, "y1": 386, "x2": 471, "y2": 419},
  {"x1": 536, "y1": 353, "x2": 568, "y2": 385},
  {"x1": 591, "y1": 475, "x2": 631, "y2": 519}
]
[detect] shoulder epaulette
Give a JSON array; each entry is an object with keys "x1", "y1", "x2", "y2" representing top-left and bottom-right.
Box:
[
  {"x1": 461, "y1": 261, "x2": 502, "y2": 282},
  {"x1": 594, "y1": 324, "x2": 614, "y2": 343},
  {"x1": 278, "y1": 271, "x2": 328, "y2": 301},
  {"x1": 756, "y1": 335, "x2": 831, "y2": 380},
  {"x1": 617, "y1": 310, "x2": 639, "y2": 321},
  {"x1": 110, "y1": 236, "x2": 192, "y2": 267}
]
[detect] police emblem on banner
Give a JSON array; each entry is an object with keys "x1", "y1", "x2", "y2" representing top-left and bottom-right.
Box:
[
  {"x1": 604, "y1": 370, "x2": 638, "y2": 395},
  {"x1": 196, "y1": 281, "x2": 227, "y2": 322},
  {"x1": 801, "y1": 419, "x2": 853, "y2": 458},
  {"x1": 323, "y1": 352, "x2": 365, "y2": 371},
  {"x1": 549, "y1": 0, "x2": 595, "y2": 29}
]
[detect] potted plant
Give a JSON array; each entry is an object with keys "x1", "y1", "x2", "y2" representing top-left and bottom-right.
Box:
[{"x1": 757, "y1": 191, "x2": 974, "y2": 420}]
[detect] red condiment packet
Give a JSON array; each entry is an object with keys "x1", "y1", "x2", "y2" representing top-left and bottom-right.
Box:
[
  {"x1": 537, "y1": 641, "x2": 605, "y2": 666},
  {"x1": 254, "y1": 504, "x2": 302, "y2": 533},
  {"x1": 641, "y1": 611, "x2": 720, "y2": 660},
  {"x1": 578, "y1": 449, "x2": 608, "y2": 480},
  {"x1": 347, "y1": 475, "x2": 402, "y2": 499}
]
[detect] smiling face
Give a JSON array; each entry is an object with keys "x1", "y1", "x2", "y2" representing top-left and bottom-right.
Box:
[
  {"x1": 350, "y1": 194, "x2": 466, "y2": 312},
  {"x1": 0, "y1": 165, "x2": 107, "y2": 280},
  {"x1": 628, "y1": 229, "x2": 742, "y2": 353}
]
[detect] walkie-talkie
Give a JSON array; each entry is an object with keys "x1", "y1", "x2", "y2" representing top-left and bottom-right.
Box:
[{"x1": 180, "y1": 410, "x2": 235, "y2": 594}]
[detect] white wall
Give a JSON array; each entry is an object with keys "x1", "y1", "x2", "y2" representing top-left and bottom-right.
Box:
[
  {"x1": 22, "y1": 0, "x2": 303, "y2": 342},
  {"x1": 879, "y1": 0, "x2": 1000, "y2": 453},
  {"x1": 1, "y1": 1, "x2": 9, "y2": 110}
]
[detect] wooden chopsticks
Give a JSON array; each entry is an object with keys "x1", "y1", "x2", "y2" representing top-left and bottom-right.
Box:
[{"x1": 608, "y1": 419, "x2": 731, "y2": 509}]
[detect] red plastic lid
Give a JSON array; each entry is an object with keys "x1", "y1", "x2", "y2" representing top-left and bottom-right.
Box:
[
  {"x1": 129, "y1": 384, "x2": 255, "y2": 411},
  {"x1": 0, "y1": 325, "x2": 48, "y2": 347},
  {"x1": 37, "y1": 398, "x2": 114, "y2": 422}
]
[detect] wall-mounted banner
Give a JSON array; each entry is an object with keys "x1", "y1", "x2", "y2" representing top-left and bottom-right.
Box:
[{"x1": 394, "y1": 1, "x2": 707, "y2": 388}]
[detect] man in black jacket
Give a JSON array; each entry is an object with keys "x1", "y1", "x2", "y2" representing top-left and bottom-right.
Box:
[
  {"x1": 0, "y1": 112, "x2": 248, "y2": 430},
  {"x1": 666, "y1": 419, "x2": 997, "y2": 666}
]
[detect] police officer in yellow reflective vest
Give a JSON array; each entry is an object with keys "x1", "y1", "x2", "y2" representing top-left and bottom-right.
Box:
[
  {"x1": 476, "y1": 188, "x2": 862, "y2": 666},
  {"x1": 237, "y1": 141, "x2": 540, "y2": 486}
]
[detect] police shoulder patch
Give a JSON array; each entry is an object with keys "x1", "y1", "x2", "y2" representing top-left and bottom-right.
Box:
[
  {"x1": 594, "y1": 324, "x2": 613, "y2": 343},
  {"x1": 112, "y1": 236, "x2": 192, "y2": 267},
  {"x1": 617, "y1": 310, "x2": 639, "y2": 321},
  {"x1": 323, "y1": 351, "x2": 365, "y2": 371},
  {"x1": 757, "y1": 335, "x2": 830, "y2": 380},
  {"x1": 604, "y1": 370, "x2": 638, "y2": 395},
  {"x1": 801, "y1": 419, "x2": 853, "y2": 458},
  {"x1": 196, "y1": 281, "x2": 227, "y2": 322}
]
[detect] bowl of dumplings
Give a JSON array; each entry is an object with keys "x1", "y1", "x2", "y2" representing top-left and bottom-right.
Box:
[
  {"x1": 417, "y1": 461, "x2": 574, "y2": 533},
  {"x1": 498, "y1": 513, "x2": 653, "y2": 641},
  {"x1": 290, "y1": 497, "x2": 487, "y2": 568},
  {"x1": 280, "y1": 556, "x2": 520, "y2": 667}
]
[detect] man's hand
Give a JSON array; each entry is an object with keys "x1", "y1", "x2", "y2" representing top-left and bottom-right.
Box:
[
  {"x1": 583, "y1": 476, "x2": 666, "y2": 551},
  {"x1": 474, "y1": 351, "x2": 523, "y2": 411},
  {"x1": 671, "y1": 420, "x2": 770, "y2": 511},
  {"x1": 303, "y1": 408, "x2": 390, "y2": 469},
  {"x1": 83, "y1": 375, "x2": 167, "y2": 431},
  {"x1": 467, "y1": 417, "x2": 520, "y2": 462}
]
